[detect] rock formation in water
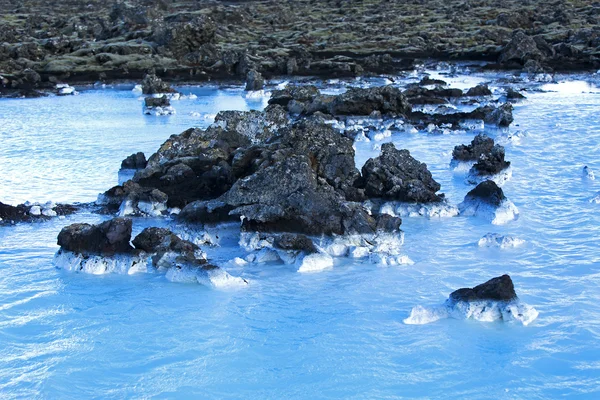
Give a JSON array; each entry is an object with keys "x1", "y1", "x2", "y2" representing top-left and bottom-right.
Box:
[
  {"x1": 54, "y1": 217, "x2": 246, "y2": 286},
  {"x1": 452, "y1": 134, "x2": 511, "y2": 184},
  {"x1": 458, "y1": 180, "x2": 519, "y2": 224},
  {"x1": 360, "y1": 143, "x2": 442, "y2": 203},
  {"x1": 0, "y1": 201, "x2": 78, "y2": 224}
]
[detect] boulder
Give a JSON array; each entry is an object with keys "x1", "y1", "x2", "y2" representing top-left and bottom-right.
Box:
[
  {"x1": 141, "y1": 73, "x2": 176, "y2": 94},
  {"x1": 449, "y1": 275, "x2": 517, "y2": 302},
  {"x1": 329, "y1": 86, "x2": 412, "y2": 116},
  {"x1": 452, "y1": 134, "x2": 495, "y2": 162},
  {"x1": 499, "y1": 30, "x2": 546, "y2": 65},
  {"x1": 360, "y1": 143, "x2": 442, "y2": 202},
  {"x1": 471, "y1": 144, "x2": 510, "y2": 176},
  {"x1": 268, "y1": 84, "x2": 320, "y2": 107},
  {"x1": 462, "y1": 180, "x2": 506, "y2": 207},
  {"x1": 144, "y1": 95, "x2": 170, "y2": 108},
  {"x1": 466, "y1": 84, "x2": 492, "y2": 96},
  {"x1": 121, "y1": 152, "x2": 147, "y2": 170},
  {"x1": 57, "y1": 217, "x2": 133, "y2": 255},
  {"x1": 245, "y1": 69, "x2": 265, "y2": 91}
]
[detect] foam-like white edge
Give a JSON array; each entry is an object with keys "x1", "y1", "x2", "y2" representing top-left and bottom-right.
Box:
[
  {"x1": 478, "y1": 233, "x2": 525, "y2": 248},
  {"x1": 450, "y1": 159, "x2": 475, "y2": 174},
  {"x1": 376, "y1": 201, "x2": 459, "y2": 219},
  {"x1": 53, "y1": 249, "x2": 149, "y2": 275},
  {"x1": 404, "y1": 299, "x2": 538, "y2": 326},
  {"x1": 297, "y1": 253, "x2": 334, "y2": 273},
  {"x1": 117, "y1": 199, "x2": 167, "y2": 217},
  {"x1": 466, "y1": 167, "x2": 513, "y2": 186},
  {"x1": 458, "y1": 198, "x2": 519, "y2": 225},
  {"x1": 54, "y1": 250, "x2": 246, "y2": 288}
]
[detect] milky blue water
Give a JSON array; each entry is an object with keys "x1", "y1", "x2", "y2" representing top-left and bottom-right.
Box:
[{"x1": 1, "y1": 73, "x2": 600, "y2": 398}]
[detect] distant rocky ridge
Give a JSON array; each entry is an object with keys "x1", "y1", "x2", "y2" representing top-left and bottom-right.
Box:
[{"x1": 1, "y1": 0, "x2": 598, "y2": 96}]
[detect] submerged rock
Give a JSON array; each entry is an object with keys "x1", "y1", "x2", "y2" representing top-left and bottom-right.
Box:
[
  {"x1": 458, "y1": 180, "x2": 519, "y2": 224},
  {"x1": 404, "y1": 275, "x2": 538, "y2": 326},
  {"x1": 360, "y1": 143, "x2": 442, "y2": 203}
]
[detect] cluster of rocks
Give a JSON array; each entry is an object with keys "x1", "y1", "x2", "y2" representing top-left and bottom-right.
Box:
[
  {"x1": 269, "y1": 83, "x2": 514, "y2": 129},
  {"x1": 452, "y1": 134, "x2": 512, "y2": 184},
  {"x1": 0, "y1": 201, "x2": 78, "y2": 224},
  {"x1": 99, "y1": 86, "x2": 459, "y2": 237},
  {"x1": 54, "y1": 217, "x2": 245, "y2": 286}
]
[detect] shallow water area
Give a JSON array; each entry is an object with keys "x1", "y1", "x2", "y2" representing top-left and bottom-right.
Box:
[{"x1": 1, "y1": 71, "x2": 600, "y2": 398}]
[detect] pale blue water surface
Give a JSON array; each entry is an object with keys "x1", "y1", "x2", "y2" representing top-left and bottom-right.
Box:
[{"x1": 1, "y1": 72, "x2": 600, "y2": 399}]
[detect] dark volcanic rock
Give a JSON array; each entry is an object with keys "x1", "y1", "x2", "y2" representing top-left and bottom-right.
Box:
[
  {"x1": 273, "y1": 233, "x2": 317, "y2": 253},
  {"x1": 144, "y1": 95, "x2": 170, "y2": 108},
  {"x1": 453, "y1": 134, "x2": 511, "y2": 176},
  {"x1": 472, "y1": 145, "x2": 511, "y2": 175},
  {"x1": 1, "y1": 201, "x2": 78, "y2": 224},
  {"x1": 98, "y1": 180, "x2": 168, "y2": 215},
  {"x1": 132, "y1": 227, "x2": 201, "y2": 262},
  {"x1": 506, "y1": 88, "x2": 526, "y2": 100},
  {"x1": 499, "y1": 30, "x2": 546, "y2": 66},
  {"x1": 449, "y1": 275, "x2": 517, "y2": 302},
  {"x1": 224, "y1": 155, "x2": 377, "y2": 235},
  {"x1": 268, "y1": 84, "x2": 320, "y2": 107},
  {"x1": 360, "y1": 143, "x2": 442, "y2": 202},
  {"x1": 245, "y1": 69, "x2": 265, "y2": 91},
  {"x1": 151, "y1": 15, "x2": 216, "y2": 60},
  {"x1": 410, "y1": 103, "x2": 514, "y2": 127},
  {"x1": 463, "y1": 180, "x2": 506, "y2": 207},
  {"x1": 57, "y1": 217, "x2": 133, "y2": 255},
  {"x1": 132, "y1": 126, "x2": 251, "y2": 207},
  {"x1": 121, "y1": 152, "x2": 147, "y2": 170},
  {"x1": 329, "y1": 86, "x2": 412, "y2": 116},
  {"x1": 453, "y1": 134, "x2": 495, "y2": 161},
  {"x1": 213, "y1": 106, "x2": 289, "y2": 144},
  {"x1": 466, "y1": 84, "x2": 492, "y2": 96},
  {"x1": 141, "y1": 73, "x2": 176, "y2": 95}
]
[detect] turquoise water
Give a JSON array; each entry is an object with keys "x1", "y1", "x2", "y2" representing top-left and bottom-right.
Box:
[{"x1": 1, "y1": 73, "x2": 600, "y2": 398}]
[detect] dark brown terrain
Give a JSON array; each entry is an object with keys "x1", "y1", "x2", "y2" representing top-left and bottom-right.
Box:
[{"x1": 1, "y1": 0, "x2": 599, "y2": 93}]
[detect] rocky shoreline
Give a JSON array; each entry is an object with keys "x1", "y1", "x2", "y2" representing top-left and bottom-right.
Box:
[{"x1": 1, "y1": 0, "x2": 599, "y2": 97}]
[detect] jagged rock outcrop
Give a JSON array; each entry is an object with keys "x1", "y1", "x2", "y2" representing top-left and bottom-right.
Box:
[{"x1": 359, "y1": 143, "x2": 442, "y2": 203}]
